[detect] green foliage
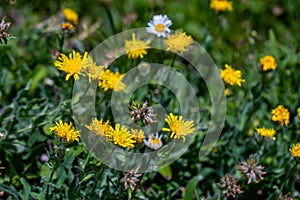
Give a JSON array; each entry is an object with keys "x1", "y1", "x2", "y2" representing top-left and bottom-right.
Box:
[{"x1": 1, "y1": 0, "x2": 300, "y2": 199}]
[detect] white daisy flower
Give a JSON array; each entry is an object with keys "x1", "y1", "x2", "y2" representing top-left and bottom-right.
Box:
[
  {"x1": 146, "y1": 15, "x2": 172, "y2": 38},
  {"x1": 143, "y1": 133, "x2": 163, "y2": 150}
]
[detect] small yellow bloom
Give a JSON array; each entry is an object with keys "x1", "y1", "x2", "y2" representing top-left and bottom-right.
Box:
[
  {"x1": 143, "y1": 133, "x2": 163, "y2": 150},
  {"x1": 220, "y1": 64, "x2": 245, "y2": 86},
  {"x1": 260, "y1": 55, "x2": 277, "y2": 71},
  {"x1": 63, "y1": 8, "x2": 78, "y2": 24},
  {"x1": 210, "y1": 0, "x2": 233, "y2": 12},
  {"x1": 256, "y1": 127, "x2": 276, "y2": 140},
  {"x1": 164, "y1": 32, "x2": 193, "y2": 53},
  {"x1": 271, "y1": 105, "x2": 290, "y2": 126},
  {"x1": 49, "y1": 120, "x2": 80, "y2": 142},
  {"x1": 162, "y1": 113, "x2": 195, "y2": 141},
  {"x1": 61, "y1": 22, "x2": 73, "y2": 31},
  {"x1": 131, "y1": 129, "x2": 145, "y2": 144},
  {"x1": 290, "y1": 143, "x2": 300, "y2": 157},
  {"x1": 224, "y1": 88, "x2": 230, "y2": 96},
  {"x1": 54, "y1": 50, "x2": 88, "y2": 81},
  {"x1": 124, "y1": 33, "x2": 150, "y2": 59},
  {"x1": 85, "y1": 118, "x2": 113, "y2": 136},
  {"x1": 108, "y1": 124, "x2": 136, "y2": 148},
  {"x1": 297, "y1": 107, "x2": 300, "y2": 118},
  {"x1": 80, "y1": 57, "x2": 105, "y2": 83},
  {"x1": 98, "y1": 69, "x2": 125, "y2": 92}
]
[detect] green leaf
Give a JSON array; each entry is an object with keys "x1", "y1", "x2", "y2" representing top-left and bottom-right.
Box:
[
  {"x1": 0, "y1": 184, "x2": 20, "y2": 200},
  {"x1": 20, "y1": 178, "x2": 31, "y2": 200},
  {"x1": 159, "y1": 165, "x2": 172, "y2": 181},
  {"x1": 183, "y1": 175, "x2": 203, "y2": 200}
]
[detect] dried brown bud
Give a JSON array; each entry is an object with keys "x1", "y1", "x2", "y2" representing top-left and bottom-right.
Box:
[
  {"x1": 236, "y1": 159, "x2": 267, "y2": 184},
  {"x1": 129, "y1": 101, "x2": 156, "y2": 126},
  {"x1": 0, "y1": 16, "x2": 12, "y2": 44},
  {"x1": 218, "y1": 175, "x2": 243, "y2": 199},
  {"x1": 120, "y1": 167, "x2": 142, "y2": 190}
]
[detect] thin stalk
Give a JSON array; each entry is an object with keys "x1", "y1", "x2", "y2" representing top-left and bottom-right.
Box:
[
  {"x1": 260, "y1": 72, "x2": 265, "y2": 94},
  {"x1": 59, "y1": 33, "x2": 65, "y2": 53},
  {"x1": 104, "y1": 5, "x2": 116, "y2": 34},
  {"x1": 45, "y1": 169, "x2": 55, "y2": 200},
  {"x1": 130, "y1": 173, "x2": 145, "y2": 200},
  {"x1": 170, "y1": 54, "x2": 177, "y2": 68}
]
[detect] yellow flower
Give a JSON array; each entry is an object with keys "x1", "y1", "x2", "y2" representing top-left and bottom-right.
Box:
[
  {"x1": 124, "y1": 33, "x2": 150, "y2": 59},
  {"x1": 61, "y1": 22, "x2": 73, "y2": 31},
  {"x1": 98, "y1": 69, "x2": 125, "y2": 92},
  {"x1": 108, "y1": 124, "x2": 136, "y2": 148},
  {"x1": 224, "y1": 88, "x2": 230, "y2": 96},
  {"x1": 49, "y1": 120, "x2": 80, "y2": 142},
  {"x1": 260, "y1": 55, "x2": 277, "y2": 71},
  {"x1": 164, "y1": 32, "x2": 193, "y2": 53},
  {"x1": 162, "y1": 113, "x2": 195, "y2": 141},
  {"x1": 256, "y1": 127, "x2": 276, "y2": 140},
  {"x1": 271, "y1": 105, "x2": 290, "y2": 126},
  {"x1": 54, "y1": 50, "x2": 88, "y2": 81},
  {"x1": 143, "y1": 133, "x2": 163, "y2": 150},
  {"x1": 80, "y1": 57, "x2": 105, "y2": 83},
  {"x1": 85, "y1": 118, "x2": 113, "y2": 136},
  {"x1": 220, "y1": 64, "x2": 245, "y2": 86},
  {"x1": 131, "y1": 129, "x2": 145, "y2": 144},
  {"x1": 290, "y1": 143, "x2": 300, "y2": 157},
  {"x1": 210, "y1": 0, "x2": 233, "y2": 12},
  {"x1": 297, "y1": 107, "x2": 300, "y2": 118},
  {"x1": 63, "y1": 8, "x2": 78, "y2": 24}
]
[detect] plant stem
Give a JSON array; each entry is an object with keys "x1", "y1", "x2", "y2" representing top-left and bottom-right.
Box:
[
  {"x1": 170, "y1": 54, "x2": 177, "y2": 68},
  {"x1": 59, "y1": 33, "x2": 65, "y2": 53},
  {"x1": 104, "y1": 5, "x2": 116, "y2": 34},
  {"x1": 260, "y1": 72, "x2": 265, "y2": 94},
  {"x1": 130, "y1": 173, "x2": 145, "y2": 200},
  {"x1": 46, "y1": 169, "x2": 55, "y2": 200}
]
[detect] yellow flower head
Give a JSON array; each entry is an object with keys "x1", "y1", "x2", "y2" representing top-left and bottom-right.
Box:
[
  {"x1": 61, "y1": 22, "x2": 73, "y2": 31},
  {"x1": 85, "y1": 118, "x2": 113, "y2": 136},
  {"x1": 143, "y1": 133, "x2": 163, "y2": 150},
  {"x1": 271, "y1": 105, "x2": 290, "y2": 126},
  {"x1": 49, "y1": 120, "x2": 80, "y2": 142},
  {"x1": 290, "y1": 143, "x2": 300, "y2": 157},
  {"x1": 54, "y1": 50, "x2": 88, "y2": 81},
  {"x1": 260, "y1": 55, "x2": 277, "y2": 71},
  {"x1": 164, "y1": 32, "x2": 193, "y2": 53},
  {"x1": 256, "y1": 127, "x2": 276, "y2": 140},
  {"x1": 98, "y1": 69, "x2": 125, "y2": 92},
  {"x1": 162, "y1": 113, "x2": 195, "y2": 141},
  {"x1": 210, "y1": 0, "x2": 233, "y2": 12},
  {"x1": 224, "y1": 88, "x2": 230, "y2": 96},
  {"x1": 124, "y1": 33, "x2": 150, "y2": 59},
  {"x1": 131, "y1": 129, "x2": 145, "y2": 144},
  {"x1": 220, "y1": 64, "x2": 245, "y2": 86},
  {"x1": 80, "y1": 56, "x2": 105, "y2": 83},
  {"x1": 63, "y1": 8, "x2": 78, "y2": 24},
  {"x1": 108, "y1": 124, "x2": 136, "y2": 148},
  {"x1": 297, "y1": 107, "x2": 300, "y2": 118}
]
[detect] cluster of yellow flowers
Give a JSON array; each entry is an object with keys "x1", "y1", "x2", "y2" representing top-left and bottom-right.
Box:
[
  {"x1": 83, "y1": 112, "x2": 195, "y2": 149},
  {"x1": 218, "y1": 52, "x2": 299, "y2": 158},
  {"x1": 49, "y1": 14, "x2": 198, "y2": 150},
  {"x1": 124, "y1": 14, "x2": 193, "y2": 60},
  {"x1": 54, "y1": 50, "x2": 125, "y2": 92},
  {"x1": 124, "y1": 31, "x2": 193, "y2": 59}
]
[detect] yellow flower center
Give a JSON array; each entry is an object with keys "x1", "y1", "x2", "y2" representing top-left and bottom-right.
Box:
[
  {"x1": 150, "y1": 137, "x2": 161, "y2": 144},
  {"x1": 155, "y1": 23, "x2": 165, "y2": 32}
]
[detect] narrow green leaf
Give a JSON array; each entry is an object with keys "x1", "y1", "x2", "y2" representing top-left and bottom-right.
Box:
[{"x1": 183, "y1": 175, "x2": 203, "y2": 200}]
